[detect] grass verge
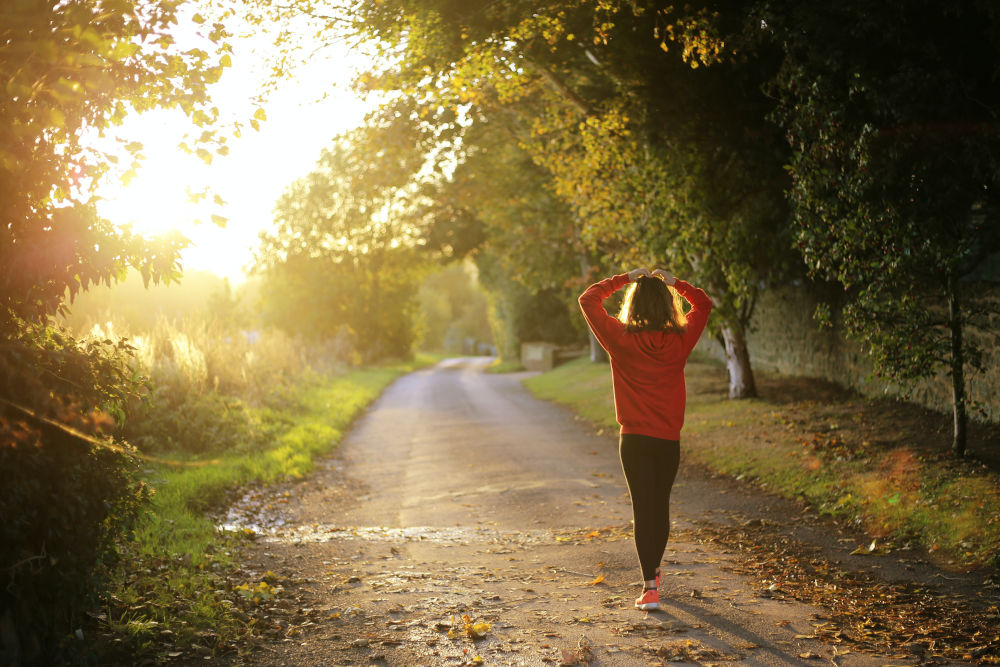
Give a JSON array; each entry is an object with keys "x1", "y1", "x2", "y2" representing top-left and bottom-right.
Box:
[
  {"x1": 524, "y1": 355, "x2": 1000, "y2": 570},
  {"x1": 485, "y1": 357, "x2": 525, "y2": 373},
  {"x1": 93, "y1": 355, "x2": 437, "y2": 662}
]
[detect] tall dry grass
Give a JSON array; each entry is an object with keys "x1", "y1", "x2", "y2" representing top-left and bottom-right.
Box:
[
  {"x1": 87, "y1": 317, "x2": 355, "y2": 402},
  {"x1": 82, "y1": 315, "x2": 357, "y2": 455}
]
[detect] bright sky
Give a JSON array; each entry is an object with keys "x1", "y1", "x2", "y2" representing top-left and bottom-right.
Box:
[{"x1": 95, "y1": 14, "x2": 372, "y2": 284}]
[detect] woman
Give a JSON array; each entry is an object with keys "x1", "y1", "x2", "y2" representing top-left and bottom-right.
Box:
[{"x1": 578, "y1": 267, "x2": 712, "y2": 611}]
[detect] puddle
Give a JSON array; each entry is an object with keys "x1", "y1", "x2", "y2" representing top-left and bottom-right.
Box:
[{"x1": 219, "y1": 520, "x2": 555, "y2": 546}]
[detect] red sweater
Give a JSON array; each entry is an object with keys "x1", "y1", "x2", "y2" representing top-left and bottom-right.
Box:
[{"x1": 578, "y1": 274, "x2": 713, "y2": 441}]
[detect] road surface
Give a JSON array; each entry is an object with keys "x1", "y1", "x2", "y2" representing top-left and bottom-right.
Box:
[{"x1": 226, "y1": 357, "x2": 928, "y2": 666}]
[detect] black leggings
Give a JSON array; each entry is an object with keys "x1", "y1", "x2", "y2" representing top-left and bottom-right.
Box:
[{"x1": 619, "y1": 433, "x2": 681, "y2": 582}]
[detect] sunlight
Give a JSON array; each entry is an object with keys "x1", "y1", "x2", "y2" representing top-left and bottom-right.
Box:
[
  {"x1": 97, "y1": 112, "x2": 211, "y2": 239},
  {"x1": 92, "y1": 18, "x2": 373, "y2": 283}
]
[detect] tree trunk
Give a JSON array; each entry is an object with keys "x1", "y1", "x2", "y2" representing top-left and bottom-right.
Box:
[
  {"x1": 947, "y1": 273, "x2": 967, "y2": 457},
  {"x1": 579, "y1": 253, "x2": 608, "y2": 363},
  {"x1": 589, "y1": 330, "x2": 608, "y2": 363},
  {"x1": 720, "y1": 325, "x2": 757, "y2": 399}
]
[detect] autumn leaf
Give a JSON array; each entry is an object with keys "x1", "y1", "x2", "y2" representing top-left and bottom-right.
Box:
[
  {"x1": 588, "y1": 574, "x2": 604, "y2": 585},
  {"x1": 461, "y1": 614, "x2": 490, "y2": 640}
]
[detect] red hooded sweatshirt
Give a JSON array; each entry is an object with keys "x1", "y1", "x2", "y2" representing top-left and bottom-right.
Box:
[{"x1": 578, "y1": 273, "x2": 713, "y2": 441}]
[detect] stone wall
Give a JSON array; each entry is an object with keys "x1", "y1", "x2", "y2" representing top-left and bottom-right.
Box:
[{"x1": 700, "y1": 281, "x2": 1000, "y2": 423}]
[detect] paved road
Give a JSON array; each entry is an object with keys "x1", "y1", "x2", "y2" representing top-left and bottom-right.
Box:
[{"x1": 232, "y1": 357, "x2": 902, "y2": 666}]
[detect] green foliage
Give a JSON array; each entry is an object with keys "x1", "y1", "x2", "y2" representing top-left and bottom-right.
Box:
[
  {"x1": 418, "y1": 119, "x2": 587, "y2": 358},
  {"x1": 0, "y1": 436, "x2": 148, "y2": 661},
  {"x1": 766, "y1": 0, "x2": 1000, "y2": 452},
  {"x1": 75, "y1": 312, "x2": 353, "y2": 456},
  {"x1": 0, "y1": 317, "x2": 149, "y2": 660},
  {"x1": 417, "y1": 262, "x2": 493, "y2": 354},
  {"x1": 333, "y1": 0, "x2": 794, "y2": 396},
  {"x1": 60, "y1": 269, "x2": 238, "y2": 334},
  {"x1": 0, "y1": 1, "x2": 235, "y2": 658},
  {"x1": 256, "y1": 128, "x2": 429, "y2": 362},
  {"x1": 125, "y1": 389, "x2": 273, "y2": 456},
  {"x1": 0, "y1": 0, "x2": 233, "y2": 325},
  {"x1": 429, "y1": 120, "x2": 584, "y2": 292},
  {"x1": 477, "y1": 252, "x2": 583, "y2": 362}
]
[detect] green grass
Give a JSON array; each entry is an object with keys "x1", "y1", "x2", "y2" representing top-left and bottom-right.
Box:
[
  {"x1": 524, "y1": 356, "x2": 1000, "y2": 570},
  {"x1": 485, "y1": 357, "x2": 525, "y2": 373},
  {"x1": 99, "y1": 355, "x2": 436, "y2": 660},
  {"x1": 524, "y1": 356, "x2": 617, "y2": 426}
]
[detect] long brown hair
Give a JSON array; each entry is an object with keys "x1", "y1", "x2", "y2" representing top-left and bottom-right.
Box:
[{"x1": 617, "y1": 276, "x2": 687, "y2": 333}]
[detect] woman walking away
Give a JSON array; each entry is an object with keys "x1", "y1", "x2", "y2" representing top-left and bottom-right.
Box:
[{"x1": 579, "y1": 267, "x2": 712, "y2": 611}]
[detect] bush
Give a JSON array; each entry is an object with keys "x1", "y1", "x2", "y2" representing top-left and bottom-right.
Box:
[
  {"x1": 0, "y1": 322, "x2": 148, "y2": 664},
  {"x1": 0, "y1": 439, "x2": 146, "y2": 663},
  {"x1": 124, "y1": 388, "x2": 276, "y2": 456},
  {"x1": 116, "y1": 318, "x2": 351, "y2": 456}
]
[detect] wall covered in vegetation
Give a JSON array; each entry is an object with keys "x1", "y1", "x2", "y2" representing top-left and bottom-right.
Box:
[{"x1": 701, "y1": 281, "x2": 1000, "y2": 423}]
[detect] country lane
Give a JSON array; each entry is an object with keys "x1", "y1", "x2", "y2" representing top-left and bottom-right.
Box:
[{"x1": 228, "y1": 357, "x2": 899, "y2": 666}]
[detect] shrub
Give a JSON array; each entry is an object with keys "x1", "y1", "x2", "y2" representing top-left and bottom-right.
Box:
[
  {"x1": 123, "y1": 388, "x2": 275, "y2": 456},
  {"x1": 0, "y1": 321, "x2": 148, "y2": 663},
  {"x1": 0, "y1": 437, "x2": 147, "y2": 663}
]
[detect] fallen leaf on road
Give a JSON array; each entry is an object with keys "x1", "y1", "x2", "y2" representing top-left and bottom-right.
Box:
[
  {"x1": 588, "y1": 574, "x2": 604, "y2": 585},
  {"x1": 461, "y1": 614, "x2": 490, "y2": 640},
  {"x1": 559, "y1": 648, "x2": 579, "y2": 665}
]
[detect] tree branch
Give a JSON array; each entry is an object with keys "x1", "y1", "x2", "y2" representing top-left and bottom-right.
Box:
[{"x1": 520, "y1": 55, "x2": 594, "y2": 117}]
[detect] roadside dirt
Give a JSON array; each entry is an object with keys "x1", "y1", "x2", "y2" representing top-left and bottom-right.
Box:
[{"x1": 219, "y1": 357, "x2": 997, "y2": 666}]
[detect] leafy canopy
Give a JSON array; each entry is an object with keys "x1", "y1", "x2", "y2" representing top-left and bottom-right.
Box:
[{"x1": 1, "y1": 0, "x2": 234, "y2": 327}]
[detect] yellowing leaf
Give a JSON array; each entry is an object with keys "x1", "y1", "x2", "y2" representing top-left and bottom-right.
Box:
[
  {"x1": 588, "y1": 574, "x2": 605, "y2": 585},
  {"x1": 253, "y1": 107, "x2": 267, "y2": 121},
  {"x1": 461, "y1": 614, "x2": 490, "y2": 640}
]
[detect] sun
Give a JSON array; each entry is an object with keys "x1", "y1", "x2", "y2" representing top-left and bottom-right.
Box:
[
  {"x1": 93, "y1": 27, "x2": 375, "y2": 284},
  {"x1": 98, "y1": 132, "x2": 209, "y2": 239},
  {"x1": 95, "y1": 114, "x2": 251, "y2": 280}
]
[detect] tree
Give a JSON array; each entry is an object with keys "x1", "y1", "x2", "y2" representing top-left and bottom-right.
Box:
[
  {"x1": 1, "y1": 0, "x2": 235, "y2": 656},
  {"x1": 339, "y1": 0, "x2": 794, "y2": 397},
  {"x1": 765, "y1": 0, "x2": 1000, "y2": 455},
  {"x1": 423, "y1": 117, "x2": 594, "y2": 362},
  {"x1": 255, "y1": 119, "x2": 430, "y2": 361},
  {"x1": 1, "y1": 0, "x2": 233, "y2": 326},
  {"x1": 416, "y1": 261, "x2": 492, "y2": 354}
]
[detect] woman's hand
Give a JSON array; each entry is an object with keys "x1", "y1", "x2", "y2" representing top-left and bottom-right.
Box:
[
  {"x1": 627, "y1": 268, "x2": 651, "y2": 281},
  {"x1": 652, "y1": 268, "x2": 677, "y2": 285}
]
